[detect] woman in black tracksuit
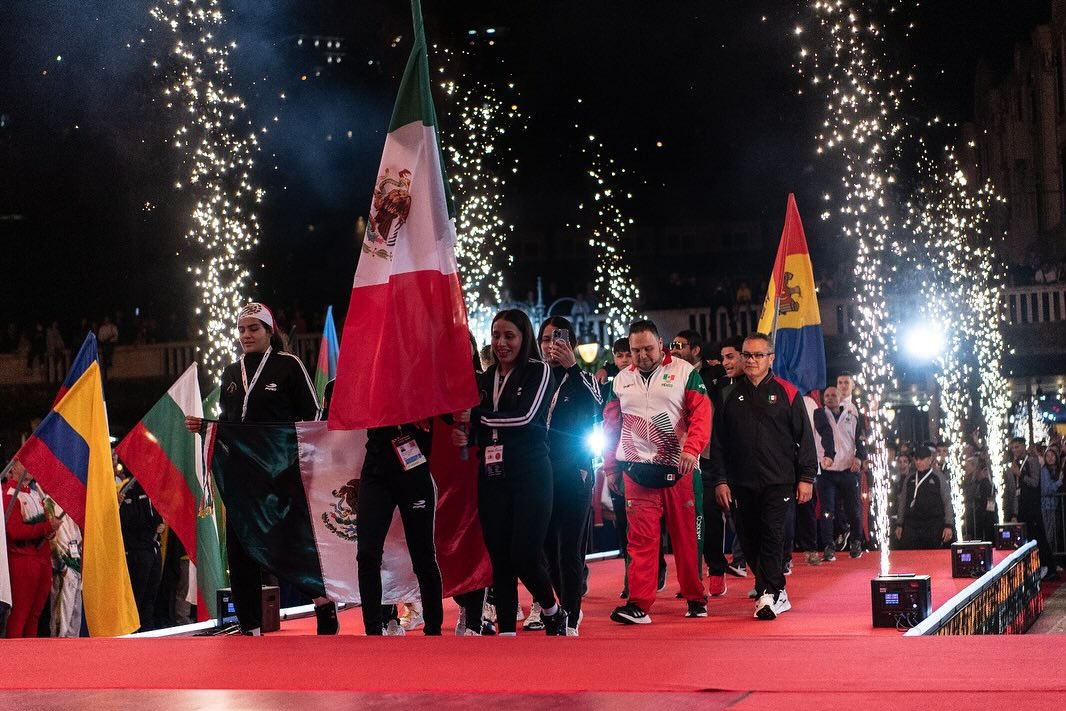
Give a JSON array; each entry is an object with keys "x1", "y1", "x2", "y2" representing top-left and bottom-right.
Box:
[
  {"x1": 186, "y1": 302, "x2": 332, "y2": 635},
  {"x1": 537, "y1": 317, "x2": 601, "y2": 636},
  {"x1": 355, "y1": 423, "x2": 444, "y2": 636},
  {"x1": 453, "y1": 309, "x2": 566, "y2": 635}
]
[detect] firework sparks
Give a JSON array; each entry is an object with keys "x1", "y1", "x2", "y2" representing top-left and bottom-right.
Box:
[{"x1": 151, "y1": 0, "x2": 263, "y2": 379}]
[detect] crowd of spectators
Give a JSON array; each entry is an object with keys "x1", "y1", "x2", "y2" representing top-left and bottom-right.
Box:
[{"x1": 0, "y1": 306, "x2": 334, "y2": 371}]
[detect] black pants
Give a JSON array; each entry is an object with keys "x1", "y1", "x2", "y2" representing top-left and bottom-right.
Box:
[
  {"x1": 899, "y1": 518, "x2": 946, "y2": 549},
  {"x1": 226, "y1": 517, "x2": 265, "y2": 632},
  {"x1": 454, "y1": 589, "x2": 486, "y2": 631},
  {"x1": 125, "y1": 547, "x2": 161, "y2": 632},
  {"x1": 701, "y1": 470, "x2": 728, "y2": 576},
  {"x1": 733, "y1": 484, "x2": 792, "y2": 597},
  {"x1": 545, "y1": 462, "x2": 593, "y2": 629},
  {"x1": 356, "y1": 462, "x2": 443, "y2": 635},
  {"x1": 479, "y1": 466, "x2": 556, "y2": 634}
]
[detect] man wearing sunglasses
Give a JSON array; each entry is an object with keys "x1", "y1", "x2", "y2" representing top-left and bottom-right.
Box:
[{"x1": 708, "y1": 333, "x2": 817, "y2": 621}]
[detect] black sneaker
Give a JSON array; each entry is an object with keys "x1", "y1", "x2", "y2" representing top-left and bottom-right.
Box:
[
  {"x1": 619, "y1": 586, "x2": 629, "y2": 599},
  {"x1": 685, "y1": 600, "x2": 708, "y2": 618},
  {"x1": 315, "y1": 601, "x2": 339, "y2": 635},
  {"x1": 657, "y1": 567, "x2": 667, "y2": 592},
  {"x1": 849, "y1": 539, "x2": 865, "y2": 559},
  {"x1": 542, "y1": 606, "x2": 568, "y2": 636},
  {"x1": 837, "y1": 529, "x2": 851, "y2": 552},
  {"x1": 727, "y1": 561, "x2": 748, "y2": 577},
  {"x1": 610, "y1": 602, "x2": 651, "y2": 625}
]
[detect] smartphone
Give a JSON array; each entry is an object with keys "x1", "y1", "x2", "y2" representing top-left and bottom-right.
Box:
[{"x1": 552, "y1": 328, "x2": 569, "y2": 345}]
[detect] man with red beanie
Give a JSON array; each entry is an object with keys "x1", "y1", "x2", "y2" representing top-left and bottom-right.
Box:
[{"x1": 603, "y1": 320, "x2": 711, "y2": 625}]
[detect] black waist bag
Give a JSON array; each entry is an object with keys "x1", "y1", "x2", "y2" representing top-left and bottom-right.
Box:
[{"x1": 623, "y1": 461, "x2": 682, "y2": 488}]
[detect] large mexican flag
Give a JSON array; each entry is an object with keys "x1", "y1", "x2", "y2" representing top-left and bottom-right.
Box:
[
  {"x1": 204, "y1": 419, "x2": 491, "y2": 603},
  {"x1": 328, "y1": 0, "x2": 478, "y2": 430},
  {"x1": 115, "y1": 364, "x2": 226, "y2": 619}
]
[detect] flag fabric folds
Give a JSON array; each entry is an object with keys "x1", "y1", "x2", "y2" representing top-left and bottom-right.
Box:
[
  {"x1": 115, "y1": 364, "x2": 226, "y2": 620},
  {"x1": 204, "y1": 419, "x2": 490, "y2": 603},
  {"x1": 53, "y1": 332, "x2": 98, "y2": 407},
  {"x1": 314, "y1": 305, "x2": 340, "y2": 403},
  {"x1": 16, "y1": 361, "x2": 139, "y2": 636},
  {"x1": 329, "y1": 2, "x2": 478, "y2": 430},
  {"x1": 757, "y1": 193, "x2": 826, "y2": 395}
]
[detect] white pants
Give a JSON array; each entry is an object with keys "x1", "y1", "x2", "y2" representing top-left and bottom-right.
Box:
[{"x1": 50, "y1": 568, "x2": 83, "y2": 637}]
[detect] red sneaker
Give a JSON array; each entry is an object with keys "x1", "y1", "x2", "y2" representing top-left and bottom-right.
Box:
[{"x1": 708, "y1": 574, "x2": 727, "y2": 597}]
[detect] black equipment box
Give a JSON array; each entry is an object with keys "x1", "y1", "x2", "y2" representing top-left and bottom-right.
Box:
[
  {"x1": 951, "y1": 541, "x2": 994, "y2": 578},
  {"x1": 871, "y1": 574, "x2": 932, "y2": 629},
  {"x1": 216, "y1": 585, "x2": 281, "y2": 632},
  {"x1": 993, "y1": 522, "x2": 1027, "y2": 550}
]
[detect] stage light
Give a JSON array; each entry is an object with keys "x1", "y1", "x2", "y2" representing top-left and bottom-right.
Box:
[
  {"x1": 586, "y1": 425, "x2": 606, "y2": 459},
  {"x1": 900, "y1": 321, "x2": 945, "y2": 362}
]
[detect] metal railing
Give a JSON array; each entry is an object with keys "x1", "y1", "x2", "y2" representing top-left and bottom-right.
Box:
[{"x1": 1, "y1": 285, "x2": 1064, "y2": 386}]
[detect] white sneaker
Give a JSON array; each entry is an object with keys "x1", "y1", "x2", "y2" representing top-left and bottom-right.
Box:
[
  {"x1": 772, "y1": 590, "x2": 792, "y2": 616},
  {"x1": 384, "y1": 619, "x2": 406, "y2": 636},
  {"x1": 565, "y1": 626, "x2": 580, "y2": 637},
  {"x1": 399, "y1": 602, "x2": 424, "y2": 631},
  {"x1": 516, "y1": 602, "x2": 526, "y2": 622},
  {"x1": 522, "y1": 602, "x2": 544, "y2": 631},
  {"x1": 754, "y1": 593, "x2": 776, "y2": 620},
  {"x1": 483, "y1": 601, "x2": 496, "y2": 623}
]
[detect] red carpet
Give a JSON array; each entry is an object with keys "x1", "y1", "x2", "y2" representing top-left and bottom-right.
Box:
[{"x1": 0, "y1": 552, "x2": 1059, "y2": 708}]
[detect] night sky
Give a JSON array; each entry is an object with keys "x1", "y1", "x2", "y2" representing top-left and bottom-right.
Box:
[{"x1": 0, "y1": 1, "x2": 1052, "y2": 327}]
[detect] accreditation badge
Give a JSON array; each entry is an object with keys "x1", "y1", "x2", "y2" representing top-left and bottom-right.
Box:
[
  {"x1": 484, "y1": 444, "x2": 505, "y2": 478},
  {"x1": 392, "y1": 435, "x2": 428, "y2": 471}
]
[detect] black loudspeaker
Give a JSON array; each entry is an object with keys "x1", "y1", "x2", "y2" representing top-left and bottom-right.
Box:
[
  {"x1": 216, "y1": 585, "x2": 281, "y2": 632},
  {"x1": 951, "y1": 541, "x2": 994, "y2": 578},
  {"x1": 871, "y1": 574, "x2": 932, "y2": 629},
  {"x1": 993, "y1": 522, "x2": 1027, "y2": 550}
]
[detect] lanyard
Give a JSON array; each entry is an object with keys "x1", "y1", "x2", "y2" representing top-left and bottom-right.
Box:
[
  {"x1": 239, "y1": 346, "x2": 272, "y2": 422},
  {"x1": 546, "y1": 373, "x2": 570, "y2": 430},
  {"x1": 491, "y1": 368, "x2": 512, "y2": 441},
  {"x1": 910, "y1": 470, "x2": 933, "y2": 508}
]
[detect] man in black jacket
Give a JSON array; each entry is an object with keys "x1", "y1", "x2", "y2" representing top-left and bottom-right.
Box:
[{"x1": 709, "y1": 333, "x2": 817, "y2": 620}]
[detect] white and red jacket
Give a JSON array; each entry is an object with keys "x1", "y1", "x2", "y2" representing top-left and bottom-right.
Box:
[{"x1": 602, "y1": 352, "x2": 712, "y2": 474}]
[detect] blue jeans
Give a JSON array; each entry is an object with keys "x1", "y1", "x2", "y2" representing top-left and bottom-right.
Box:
[{"x1": 817, "y1": 470, "x2": 865, "y2": 550}]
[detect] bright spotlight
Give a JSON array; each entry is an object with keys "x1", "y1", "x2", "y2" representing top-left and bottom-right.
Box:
[
  {"x1": 586, "y1": 425, "x2": 606, "y2": 458},
  {"x1": 901, "y1": 321, "x2": 946, "y2": 362}
]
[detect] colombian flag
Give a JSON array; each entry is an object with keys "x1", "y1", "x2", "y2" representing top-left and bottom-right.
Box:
[
  {"x1": 757, "y1": 193, "x2": 826, "y2": 395},
  {"x1": 16, "y1": 360, "x2": 140, "y2": 636}
]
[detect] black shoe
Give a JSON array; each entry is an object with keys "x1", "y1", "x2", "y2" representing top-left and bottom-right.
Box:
[
  {"x1": 849, "y1": 540, "x2": 865, "y2": 559},
  {"x1": 542, "y1": 606, "x2": 568, "y2": 636},
  {"x1": 315, "y1": 601, "x2": 339, "y2": 635},
  {"x1": 480, "y1": 619, "x2": 497, "y2": 635},
  {"x1": 619, "y1": 586, "x2": 629, "y2": 599},
  {"x1": 685, "y1": 600, "x2": 708, "y2": 618},
  {"x1": 610, "y1": 602, "x2": 651, "y2": 625}
]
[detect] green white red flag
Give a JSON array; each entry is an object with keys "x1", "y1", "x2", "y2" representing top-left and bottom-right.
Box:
[{"x1": 329, "y1": 0, "x2": 478, "y2": 430}]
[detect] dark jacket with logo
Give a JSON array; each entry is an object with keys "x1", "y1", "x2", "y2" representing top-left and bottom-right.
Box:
[
  {"x1": 470, "y1": 359, "x2": 555, "y2": 475},
  {"x1": 546, "y1": 364, "x2": 602, "y2": 472},
  {"x1": 709, "y1": 371, "x2": 817, "y2": 490},
  {"x1": 219, "y1": 350, "x2": 320, "y2": 423}
]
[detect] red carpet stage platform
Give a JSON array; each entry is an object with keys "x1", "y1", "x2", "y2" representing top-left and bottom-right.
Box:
[{"x1": 1, "y1": 552, "x2": 1062, "y2": 709}]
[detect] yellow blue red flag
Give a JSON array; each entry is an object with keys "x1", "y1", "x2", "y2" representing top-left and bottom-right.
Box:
[
  {"x1": 757, "y1": 193, "x2": 826, "y2": 394},
  {"x1": 16, "y1": 361, "x2": 140, "y2": 636}
]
